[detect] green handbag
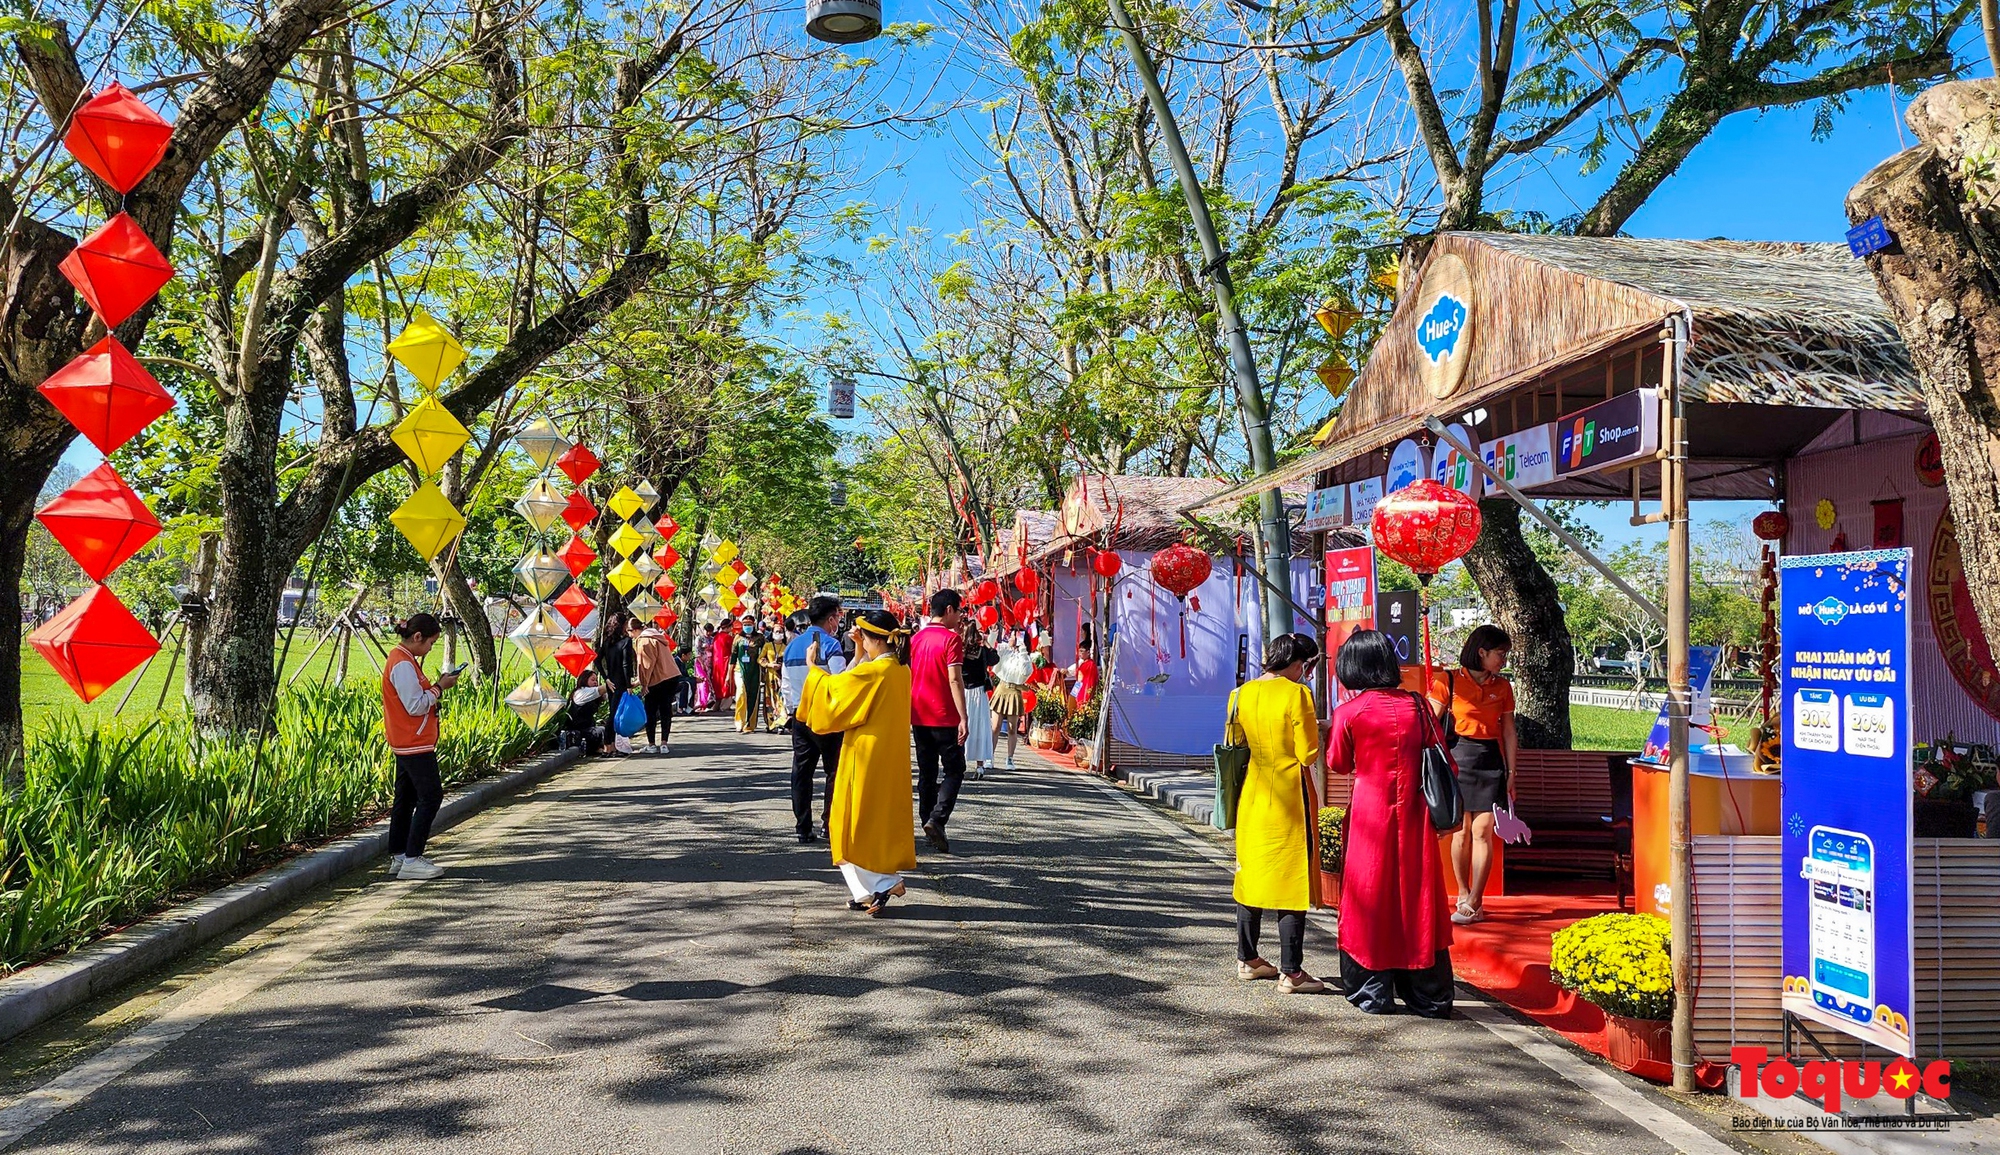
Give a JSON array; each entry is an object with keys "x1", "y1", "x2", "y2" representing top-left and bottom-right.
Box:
[{"x1": 1212, "y1": 689, "x2": 1251, "y2": 830}]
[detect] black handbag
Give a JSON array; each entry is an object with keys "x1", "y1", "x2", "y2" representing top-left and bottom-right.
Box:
[
  {"x1": 1410, "y1": 690, "x2": 1464, "y2": 831},
  {"x1": 1212, "y1": 689, "x2": 1251, "y2": 830}
]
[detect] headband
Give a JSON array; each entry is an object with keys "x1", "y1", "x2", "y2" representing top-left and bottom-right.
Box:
[{"x1": 855, "y1": 618, "x2": 904, "y2": 639}]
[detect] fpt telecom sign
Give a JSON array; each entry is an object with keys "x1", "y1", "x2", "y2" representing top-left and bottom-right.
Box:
[
  {"x1": 1413, "y1": 253, "x2": 1475, "y2": 399},
  {"x1": 1778, "y1": 551, "x2": 1916, "y2": 1057},
  {"x1": 1480, "y1": 424, "x2": 1555, "y2": 489}
]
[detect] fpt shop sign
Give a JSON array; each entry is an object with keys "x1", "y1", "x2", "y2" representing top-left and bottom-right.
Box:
[
  {"x1": 1778, "y1": 550, "x2": 1916, "y2": 1057},
  {"x1": 1554, "y1": 389, "x2": 1659, "y2": 478}
]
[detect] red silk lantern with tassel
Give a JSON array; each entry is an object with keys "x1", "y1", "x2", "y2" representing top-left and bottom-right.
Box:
[
  {"x1": 1369, "y1": 479, "x2": 1481, "y2": 576},
  {"x1": 1151, "y1": 542, "x2": 1211, "y2": 599},
  {"x1": 64, "y1": 84, "x2": 174, "y2": 193}
]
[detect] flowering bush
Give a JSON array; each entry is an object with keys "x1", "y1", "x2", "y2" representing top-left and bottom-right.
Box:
[
  {"x1": 1550, "y1": 913, "x2": 1672, "y2": 1021},
  {"x1": 1316, "y1": 806, "x2": 1347, "y2": 874}
]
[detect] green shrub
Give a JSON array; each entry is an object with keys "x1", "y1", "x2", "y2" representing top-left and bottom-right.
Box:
[
  {"x1": 1316, "y1": 805, "x2": 1347, "y2": 873},
  {"x1": 1065, "y1": 693, "x2": 1101, "y2": 740},
  {"x1": 1032, "y1": 692, "x2": 1069, "y2": 726},
  {"x1": 1, "y1": 684, "x2": 544, "y2": 970}
]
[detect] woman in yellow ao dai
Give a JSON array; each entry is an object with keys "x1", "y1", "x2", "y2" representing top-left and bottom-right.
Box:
[{"x1": 801, "y1": 608, "x2": 917, "y2": 916}]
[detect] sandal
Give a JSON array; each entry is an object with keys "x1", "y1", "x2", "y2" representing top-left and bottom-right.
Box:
[{"x1": 867, "y1": 890, "x2": 894, "y2": 918}]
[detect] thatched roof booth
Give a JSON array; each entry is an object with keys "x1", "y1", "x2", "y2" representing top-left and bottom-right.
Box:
[
  {"x1": 986, "y1": 509, "x2": 1058, "y2": 578},
  {"x1": 1191, "y1": 231, "x2": 1923, "y2": 513}
]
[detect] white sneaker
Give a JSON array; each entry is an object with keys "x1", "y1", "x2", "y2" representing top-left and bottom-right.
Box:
[
  {"x1": 388, "y1": 854, "x2": 405, "y2": 874},
  {"x1": 398, "y1": 856, "x2": 444, "y2": 880},
  {"x1": 640, "y1": 745, "x2": 657, "y2": 754}
]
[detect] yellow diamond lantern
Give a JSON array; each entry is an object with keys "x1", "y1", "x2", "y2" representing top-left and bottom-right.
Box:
[
  {"x1": 607, "y1": 522, "x2": 644, "y2": 558},
  {"x1": 390, "y1": 396, "x2": 471, "y2": 476},
  {"x1": 515, "y1": 550, "x2": 568, "y2": 601},
  {"x1": 608, "y1": 486, "x2": 644, "y2": 520},
  {"x1": 508, "y1": 606, "x2": 568, "y2": 665},
  {"x1": 607, "y1": 558, "x2": 644, "y2": 595},
  {"x1": 504, "y1": 673, "x2": 565, "y2": 728},
  {"x1": 514, "y1": 479, "x2": 567, "y2": 534},
  {"x1": 386, "y1": 307, "x2": 467, "y2": 389},
  {"x1": 717, "y1": 588, "x2": 741, "y2": 612},
  {"x1": 711, "y1": 539, "x2": 739, "y2": 565},
  {"x1": 515, "y1": 417, "x2": 570, "y2": 472},
  {"x1": 389, "y1": 480, "x2": 465, "y2": 561}
]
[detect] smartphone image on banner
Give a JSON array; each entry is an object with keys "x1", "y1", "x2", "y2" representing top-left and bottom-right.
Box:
[{"x1": 1803, "y1": 826, "x2": 1875, "y2": 1024}]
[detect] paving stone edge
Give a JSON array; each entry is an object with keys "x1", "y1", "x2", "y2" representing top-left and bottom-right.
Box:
[
  {"x1": 0, "y1": 744, "x2": 585, "y2": 1047},
  {"x1": 1107, "y1": 762, "x2": 1217, "y2": 828}
]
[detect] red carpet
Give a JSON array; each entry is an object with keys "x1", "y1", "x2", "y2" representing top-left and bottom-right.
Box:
[{"x1": 1446, "y1": 885, "x2": 1674, "y2": 1081}]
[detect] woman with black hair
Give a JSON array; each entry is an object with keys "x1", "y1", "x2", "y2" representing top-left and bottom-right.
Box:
[
  {"x1": 800, "y1": 608, "x2": 917, "y2": 916},
  {"x1": 1228, "y1": 631, "x2": 1326, "y2": 994},
  {"x1": 382, "y1": 612, "x2": 460, "y2": 881},
  {"x1": 1429, "y1": 624, "x2": 1517, "y2": 925},
  {"x1": 1327, "y1": 629, "x2": 1454, "y2": 1017}
]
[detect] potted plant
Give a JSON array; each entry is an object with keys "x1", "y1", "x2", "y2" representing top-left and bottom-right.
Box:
[
  {"x1": 1030, "y1": 694, "x2": 1070, "y2": 751},
  {"x1": 1550, "y1": 913, "x2": 1673, "y2": 1077},
  {"x1": 1066, "y1": 693, "x2": 1102, "y2": 767},
  {"x1": 1315, "y1": 805, "x2": 1347, "y2": 910}
]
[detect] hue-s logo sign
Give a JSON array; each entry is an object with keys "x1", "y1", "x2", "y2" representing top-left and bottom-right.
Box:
[{"x1": 1417, "y1": 294, "x2": 1467, "y2": 363}]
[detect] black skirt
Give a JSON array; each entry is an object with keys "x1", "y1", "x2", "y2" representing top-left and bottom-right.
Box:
[{"x1": 1451, "y1": 737, "x2": 1508, "y2": 814}]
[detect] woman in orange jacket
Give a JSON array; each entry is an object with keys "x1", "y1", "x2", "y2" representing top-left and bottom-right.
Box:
[{"x1": 382, "y1": 613, "x2": 460, "y2": 881}]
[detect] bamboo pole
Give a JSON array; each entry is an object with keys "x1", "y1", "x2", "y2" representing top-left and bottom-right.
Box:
[{"x1": 1664, "y1": 314, "x2": 1695, "y2": 1093}]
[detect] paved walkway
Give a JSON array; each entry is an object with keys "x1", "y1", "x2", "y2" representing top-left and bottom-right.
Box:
[{"x1": 0, "y1": 716, "x2": 1759, "y2": 1154}]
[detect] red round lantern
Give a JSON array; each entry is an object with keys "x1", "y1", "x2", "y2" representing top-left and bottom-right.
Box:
[
  {"x1": 1369, "y1": 479, "x2": 1482, "y2": 576},
  {"x1": 1151, "y1": 542, "x2": 1212, "y2": 600},
  {"x1": 1013, "y1": 568, "x2": 1039, "y2": 594},
  {"x1": 1751, "y1": 510, "x2": 1789, "y2": 541},
  {"x1": 1011, "y1": 597, "x2": 1037, "y2": 624},
  {"x1": 977, "y1": 604, "x2": 999, "y2": 630},
  {"x1": 971, "y1": 579, "x2": 999, "y2": 605},
  {"x1": 1090, "y1": 549, "x2": 1122, "y2": 578}
]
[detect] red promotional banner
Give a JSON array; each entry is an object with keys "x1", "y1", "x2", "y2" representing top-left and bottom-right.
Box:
[{"x1": 1324, "y1": 546, "x2": 1376, "y2": 661}]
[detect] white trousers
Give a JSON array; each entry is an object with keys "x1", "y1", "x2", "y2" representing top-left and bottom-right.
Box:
[{"x1": 839, "y1": 863, "x2": 901, "y2": 901}]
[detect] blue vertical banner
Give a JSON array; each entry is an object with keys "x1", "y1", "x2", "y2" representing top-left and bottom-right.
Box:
[{"x1": 1778, "y1": 550, "x2": 1915, "y2": 1057}]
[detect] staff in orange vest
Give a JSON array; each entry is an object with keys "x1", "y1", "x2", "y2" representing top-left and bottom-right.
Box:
[{"x1": 382, "y1": 613, "x2": 461, "y2": 880}]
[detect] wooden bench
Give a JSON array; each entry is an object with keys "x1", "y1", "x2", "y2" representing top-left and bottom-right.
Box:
[{"x1": 1507, "y1": 749, "x2": 1635, "y2": 900}]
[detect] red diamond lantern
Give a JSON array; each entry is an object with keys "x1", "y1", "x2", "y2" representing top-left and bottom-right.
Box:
[
  {"x1": 553, "y1": 635, "x2": 597, "y2": 677},
  {"x1": 1369, "y1": 479, "x2": 1482, "y2": 577},
  {"x1": 63, "y1": 84, "x2": 174, "y2": 194},
  {"x1": 656, "y1": 514, "x2": 679, "y2": 541},
  {"x1": 37, "y1": 337, "x2": 174, "y2": 454},
  {"x1": 557, "y1": 442, "x2": 600, "y2": 484},
  {"x1": 1150, "y1": 542, "x2": 1212, "y2": 600},
  {"x1": 656, "y1": 578, "x2": 678, "y2": 599},
  {"x1": 559, "y1": 533, "x2": 597, "y2": 577},
  {"x1": 59, "y1": 212, "x2": 175, "y2": 327},
  {"x1": 654, "y1": 608, "x2": 678, "y2": 629},
  {"x1": 730, "y1": 578, "x2": 748, "y2": 597},
  {"x1": 28, "y1": 585, "x2": 159, "y2": 702},
  {"x1": 560, "y1": 491, "x2": 598, "y2": 533},
  {"x1": 37, "y1": 462, "x2": 159, "y2": 582},
  {"x1": 551, "y1": 584, "x2": 596, "y2": 628},
  {"x1": 655, "y1": 543, "x2": 681, "y2": 571}
]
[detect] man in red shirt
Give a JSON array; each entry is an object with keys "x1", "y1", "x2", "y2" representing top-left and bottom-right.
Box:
[{"x1": 909, "y1": 589, "x2": 970, "y2": 852}]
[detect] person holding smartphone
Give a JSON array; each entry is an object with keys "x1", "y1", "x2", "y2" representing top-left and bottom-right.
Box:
[{"x1": 382, "y1": 613, "x2": 460, "y2": 881}]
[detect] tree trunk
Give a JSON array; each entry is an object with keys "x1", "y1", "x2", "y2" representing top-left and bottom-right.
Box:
[
  {"x1": 0, "y1": 438, "x2": 61, "y2": 784},
  {"x1": 1849, "y1": 78, "x2": 2000, "y2": 653},
  {"x1": 436, "y1": 553, "x2": 497, "y2": 679},
  {"x1": 1461, "y1": 499, "x2": 1574, "y2": 748},
  {"x1": 188, "y1": 384, "x2": 293, "y2": 732}
]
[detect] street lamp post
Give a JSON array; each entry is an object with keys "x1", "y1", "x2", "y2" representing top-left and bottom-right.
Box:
[{"x1": 1102, "y1": 0, "x2": 1293, "y2": 639}]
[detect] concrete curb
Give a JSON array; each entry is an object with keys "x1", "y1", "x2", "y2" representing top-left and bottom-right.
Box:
[
  {"x1": 0, "y1": 745, "x2": 586, "y2": 1047},
  {"x1": 1108, "y1": 763, "x2": 1217, "y2": 828}
]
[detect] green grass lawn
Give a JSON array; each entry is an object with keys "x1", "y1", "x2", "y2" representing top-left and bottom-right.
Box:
[
  {"x1": 20, "y1": 634, "x2": 541, "y2": 736},
  {"x1": 1569, "y1": 703, "x2": 1658, "y2": 751}
]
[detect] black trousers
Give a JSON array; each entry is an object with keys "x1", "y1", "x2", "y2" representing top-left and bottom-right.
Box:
[
  {"x1": 1339, "y1": 949, "x2": 1455, "y2": 1018},
  {"x1": 388, "y1": 750, "x2": 443, "y2": 858},
  {"x1": 790, "y1": 718, "x2": 843, "y2": 837},
  {"x1": 912, "y1": 724, "x2": 965, "y2": 830},
  {"x1": 1236, "y1": 903, "x2": 1305, "y2": 974},
  {"x1": 644, "y1": 680, "x2": 676, "y2": 745}
]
